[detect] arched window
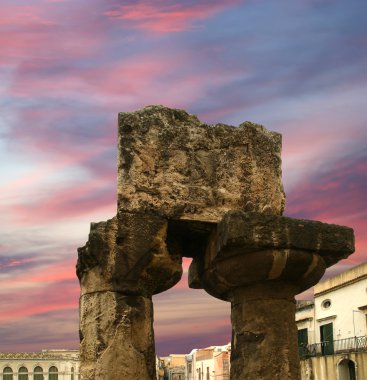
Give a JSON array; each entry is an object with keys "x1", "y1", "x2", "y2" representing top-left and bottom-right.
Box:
[
  {"x1": 48, "y1": 366, "x2": 58, "y2": 380},
  {"x1": 34, "y1": 366, "x2": 44, "y2": 380},
  {"x1": 3, "y1": 367, "x2": 13, "y2": 380},
  {"x1": 18, "y1": 367, "x2": 28, "y2": 380},
  {"x1": 70, "y1": 367, "x2": 74, "y2": 380}
]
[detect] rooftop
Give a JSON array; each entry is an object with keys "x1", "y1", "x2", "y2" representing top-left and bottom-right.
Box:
[{"x1": 314, "y1": 262, "x2": 367, "y2": 296}]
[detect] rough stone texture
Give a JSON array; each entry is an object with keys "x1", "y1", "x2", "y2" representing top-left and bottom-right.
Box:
[
  {"x1": 117, "y1": 105, "x2": 285, "y2": 220},
  {"x1": 231, "y1": 283, "x2": 301, "y2": 380},
  {"x1": 79, "y1": 292, "x2": 154, "y2": 380},
  {"x1": 185, "y1": 211, "x2": 354, "y2": 299},
  {"x1": 216, "y1": 211, "x2": 355, "y2": 266},
  {"x1": 77, "y1": 213, "x2": 183, "y2": 380},
  {"x1": 77, "y1": 105, "x2": 355, "y2": 380},
  {"x1": 77, "y1": 214, "x2": 182, "y2": 296},
  {"x1": 77, "y1": 105, "x2": 288, "y2": 379}
]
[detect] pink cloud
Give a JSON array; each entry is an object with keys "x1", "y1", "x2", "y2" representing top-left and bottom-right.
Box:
[
  {"x1": 9, "y1": 178, "x2": 115, "y2": 224},
  {"x1": 0, "y1": 2, "x2": 107, "y2": 66},
  {"x1": 0, "y1": 257, "x2": 34, "y2": 270},
  {"x1": 0, "y1": 4, "x2": 54, "y2": 27},
  {"x1": 285, "y1": 150, "x2": 367, "y2": 266},
  {"x1": 0, "y1": 258, "x2": 79, "y2": 323},
  {"x1": 2, "y1": 258, "x2": 76, "y2": 287},
  {"x1": 104, "y1": 1, "x2": 240, "y2": 33}
]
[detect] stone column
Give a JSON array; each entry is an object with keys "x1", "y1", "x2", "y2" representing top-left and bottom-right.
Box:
[
  {"x1": 77, "y1": 214, "x2": 183, "y2": 380},
  {"x1": 79, "y1": 292, "x2": 155, "y2": 379},
  {"x1": 189, "y1": 211, "x2": 355, "y2": 380},
  {"x1": 231, "y1": 283, "x2": 302, "y2": 380}
]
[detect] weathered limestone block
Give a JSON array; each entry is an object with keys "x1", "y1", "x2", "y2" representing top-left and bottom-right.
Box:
[
  {"x1": 77, "y1": 213, "x2": 182, "y2": 296},
  {"x1": 215, "y1": 211, "x2": 355, "y2": 266},
  {"x1": 117, "y1": 105, "x2": 285, "y2": 220},
  {"x1": 79, "y1": 292, "x2": 154, "y2": 380}
]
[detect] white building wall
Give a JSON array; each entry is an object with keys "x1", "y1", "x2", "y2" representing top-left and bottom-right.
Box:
[
  {"x1": 296, "y1": 302, "x2": 316, "y2": 345},
  {"x1": 185, "y1": 349, "x2": 197, "y2": 380},
  {"x1": 314, "y1": 272, "x2": 367, "y2": 343},
  {"x1": 195, "y1": 357, "x2": 215, "y2": 380}
]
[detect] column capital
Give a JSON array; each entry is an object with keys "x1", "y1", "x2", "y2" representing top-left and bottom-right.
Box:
[{"x1": 186, "y1": 211, "x2": 354, "y2": 300}]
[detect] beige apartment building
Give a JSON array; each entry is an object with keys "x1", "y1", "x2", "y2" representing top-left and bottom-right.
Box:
[{"x1": 296, "y1": 262, "x2": 367, "y2": 380}]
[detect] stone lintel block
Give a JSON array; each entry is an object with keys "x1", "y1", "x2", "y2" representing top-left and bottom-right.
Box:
[
  {"x1": 79, "y1": 291, "x2": 155, "y2": 380},
  {"x1": 117, "y1": 105, "x2": 285, "y2": 220},
  {"x1": 215, "y1": 211, "x2": 355, "y2": 267},
  {"x1": 77, "y1": 212, "x2": 182, "y2": 297}
]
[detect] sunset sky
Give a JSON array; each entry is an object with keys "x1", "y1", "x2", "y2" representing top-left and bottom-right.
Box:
[{"x1": 1, "y1": 0, "x2": 366, "y2": 356}]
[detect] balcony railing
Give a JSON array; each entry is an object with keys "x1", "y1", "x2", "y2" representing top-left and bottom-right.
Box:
[{"x1": 299, "y1": 336, "x2": 367, "y2": 358}]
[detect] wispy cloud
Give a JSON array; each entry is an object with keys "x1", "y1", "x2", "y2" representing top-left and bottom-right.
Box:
[
  {"x1": 286, "y1": 146, "x2": 367, "y2": 266},
  {"x1": 0, "y1": 258, "x2": 79, "y2": 323},
  {"x1": 104, "y1": 0, "x2": 240, "y2": 33}
]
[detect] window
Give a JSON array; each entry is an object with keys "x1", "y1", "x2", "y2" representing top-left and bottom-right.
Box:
[
  {"x1": 34, "y1": 366, "x2": 44, "y2": 380},
  {"x1": 18, "y1": 367, "x2": 28, "y2": 380},
  {"x1": 322, "y1": 299, "x2": 331, "y2": 309},
  {"x1": 48, "y1": 366, "x2": 58, "y2": 380},
  {"x1": 320, "y1": 322, "x2": 334, "y2": 355},
  {"x1": 3, "y1": 367, "x2": 13, "y2": 380},
  {"x1": 298, "y1": 328, "x2": 309, "y2": 357},
  {"x1": 71, "y1": 367, "x2": 74, "y2": 380},
  {"x1": 206, "y1": 367, "x2": 210, "y2": 380}
]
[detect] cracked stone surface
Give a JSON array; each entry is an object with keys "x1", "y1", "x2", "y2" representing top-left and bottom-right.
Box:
[
  {"x1": 79, "y1": 292, "x2": 154, "y2": 379},
  {"x1": 186, "y1": 211, "x2": 355, "y2": 300},
  {"x1": 117, "y1": 105, "x2": 285, "y2": 220},
  {"x1": 231, "y1": 283, "x2": 300, "y2": 380},
  {"x1": 77, "y1": 213, "x2": 182, "y2": 380}
]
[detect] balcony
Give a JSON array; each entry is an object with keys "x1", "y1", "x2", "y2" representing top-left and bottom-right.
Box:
[{"x1": 299, "y1": 336, "x2": 367, "y2": 358}]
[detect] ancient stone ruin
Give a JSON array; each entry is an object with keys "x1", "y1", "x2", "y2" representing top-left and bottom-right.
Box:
[{"x1": 77, "y1": 105, "x2": 354, "y2": 380}]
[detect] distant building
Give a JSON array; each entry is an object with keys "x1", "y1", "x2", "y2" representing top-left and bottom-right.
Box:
[
  {"x1": 161, "y1": 354, "x2": 186, "y2": 380},
  {"x1": 185, "y1": 344, "x2": 230, "y2": 380},
  {"x1": 0, "y1": 349, "x2": 80, "y2": 379},
  {"x1": 156, "y1": 356, "x2": 165, "y2": 380},
  {"x1": 296, "y1": 262, "x2": 367, "y2": 380}
]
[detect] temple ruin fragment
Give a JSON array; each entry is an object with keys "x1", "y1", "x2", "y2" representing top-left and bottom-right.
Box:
[{"x1": 77, "y1": 105, "x2": 354, "y2": 380}]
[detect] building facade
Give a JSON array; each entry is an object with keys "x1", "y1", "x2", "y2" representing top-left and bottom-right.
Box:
[
  {"x1": 185, "y1": 345, "x2": 230, "y2": 380},
  {"x1": 296, "y1": 262, "x2": 367, "y2": 380},
  {"x1": 0, "y1": 350, "x2": 80, "y2": 380},
  {"x1": 160, "y1": 354, "x2": 186, "y2": 380}
]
